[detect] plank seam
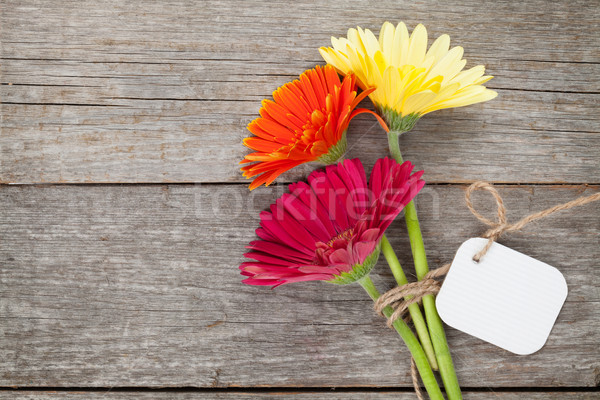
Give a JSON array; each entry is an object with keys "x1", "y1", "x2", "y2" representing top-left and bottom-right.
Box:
[
  {"x1": 2, "y1": 183, "x2": 598, "y2": 187},
  {"x1": 0, "y1": 387, "x2": 598, "y2": 393}
]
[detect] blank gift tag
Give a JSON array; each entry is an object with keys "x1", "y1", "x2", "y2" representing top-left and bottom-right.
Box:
[{"x1": 436, "y1": 238, "x2": 568, "y2": 355}]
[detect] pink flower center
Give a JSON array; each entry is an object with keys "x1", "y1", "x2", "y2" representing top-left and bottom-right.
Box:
[
  {"x1": 325, "y1": 228, "x2": 355, "y2": 247},
  {"x1": 313, "y1": 228, "x2": 357, "y2": 267}
]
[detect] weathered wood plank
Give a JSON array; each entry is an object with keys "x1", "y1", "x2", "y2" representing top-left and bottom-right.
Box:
[
  {"x1": 1, "y1": 0, "x2": 599, "y2": 184},
  {"x1": 0, "y1": 392, "x2": 597, "y2": 400},
  {"x1": 1, "y1": 0, "x2": 598, "y2": 63},
  {"x1": 1, "y1": 59, "x2": 598, "y2": 100},
  {"x1": 1, "y1": 89, "x2": 598, "y2": 184},
  {"x1": 1, "y1": 184, "x2": 598, "y2": 387}
]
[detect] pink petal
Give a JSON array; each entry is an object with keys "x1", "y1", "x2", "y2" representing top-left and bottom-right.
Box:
[
  {"x1": 358, "y1": 227, "x2": 381, "y2": 243},
  {"x1": 242, "y1": 258, "x2": 296, "y2": 271},
  {"x1": 353, "y1": 241, "x2": 378, "y2": 264},
  {"x1": 278, "y1": 273, "x2": 336, "y2": 284},
  {"x1": 261, "y1": 209, "x2": 314, "y2": 255},
  {"x1": 242, "y1": 278, "x2": 281, "y2": 286},
  {"x1": 323, "y1": 167, "x2": 352, "y2": 229},
  {"x1": 247, "y1": 239, "x2": 312, "y2": 257},
  {"x1": 272, "y1": 200, "x2": 320, "y2": 249},
  {"x1": 298, "y1": 265, "x2": 339, "y2": 274},
  {"x1": 343, "y1": 159, "x2": 369, "y2": 212},
  {"x1": 307, "y1": 172, "x2": 338, "y2": 226},
  {"x1": 281, "y1": 191, "x2": 331, "y2": 241},
  {"x1": 291, "y1": 181, "x2": 337, "y2": 238},
  {"x1": 241, "y1": 264, "x2": 297, "y2": 275},
  {"x1": 328, "y1": 247, "x2": 353, "y2": 266}
]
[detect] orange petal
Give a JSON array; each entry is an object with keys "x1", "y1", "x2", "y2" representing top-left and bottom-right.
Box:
[
  {"x1": 261, "y1": 100, "x2": 304, "y2": 131},
  {"x1": 323, "y1": 64, "x2": 342, "y2": 95},
  {"x1": 348, "y1": 108, "x2": 389, "y2": 132},
  {"x1": 243, "y1": 137, "x2": 284, "y2": 152},
  {"x1": 253, "y1": 118, "x2": 294, "y2": 140},
  {"x1": 350, "y1": 86, "x2": 376, "y2": 110},
  {"x1": 300, "y1": 71, "x2": 321, "y2": 111}
]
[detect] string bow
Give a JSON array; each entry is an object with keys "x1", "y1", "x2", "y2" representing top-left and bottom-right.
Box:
[
  {"x1": 376, "y1": 182, "x2": 600, "y2": 326},
  {"x1": 374, "y1": 182, "x2": 599, "y2": 400}
]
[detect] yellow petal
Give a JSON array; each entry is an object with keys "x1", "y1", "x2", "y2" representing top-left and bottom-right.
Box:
[
  {"x1": 448, "y1": 87, "x2": 497, "y2": 107},
  {"x1": 318, "y1": 21, "x2": 498, "y2": 118},
  {"x1": 331, "y1": 36, "x2": 352, "y2": 53},
  {"x1": 365, "y1": 53, "x2": 384, "y2": 90},
  {"x1": 346, "y1": 45, "x2": 370, "y2": 86},
  {"x1": 421, "y1": 54, "x2": 435, "y2": 72},
  {"x1": 359, "y1": 27, "x2": 381, "y2": 58},
  {"x1": 426, "y1": 34, "x2": 450, "y2": 63},
  {"x1": 374, "y1": 50, "x2": 388, "y2": 75},
  {"x1": 391, "y1": 22, "x2": 409, "y2": 67},
  {"x1": 320, "y1": 48, "x2": 351, "y2": 75},
  {"x1": 347, "y1": 28, "x2": 364, "y2": 53},
  {"x1": 379, "y1": 21, "x2": 395, "y2": 60},
  {"x1": 421, "y1": 75, "x2": 444, "y2": 93},
  {"x1": 403, "y1": 91, "x2": 438, "y2": 116},
  {"x1": 474, "y1": 75, "x2": 494, "y2": 85},
  {"x1": 426, "y1": 46, "x2": 465, "y2": 82},
  {"x1": 383, "y1": 66, "x2": 401, "y2": 109},
  {"x1": 425, "y1": 86, "x2": 497, "y2": 114},
  {"x1": 401, "y1": 67, "x2": 428, "y2": 98},
  {"x1": 418, "y1": 82, "x2": 462, "y2": 114},
  {"x1": 407, "y1": 23, "x2": 428, "y2": 66},
  {"x1": 450, "y1": 65, "x2": 485, "y2": 88}
]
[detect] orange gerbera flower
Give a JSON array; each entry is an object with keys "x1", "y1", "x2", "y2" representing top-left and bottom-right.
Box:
[{"x1": 241, "y1": 65, "x2": 384, "y2": 190}]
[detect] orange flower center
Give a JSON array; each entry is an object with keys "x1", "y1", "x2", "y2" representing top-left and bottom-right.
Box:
[{"x1": 295, "y1": 108, "x2": 328, "y2": 145}]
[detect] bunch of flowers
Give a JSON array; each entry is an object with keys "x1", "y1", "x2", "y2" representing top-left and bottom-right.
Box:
[{"x1": 239, "y1": 22, "x2": 497, "y2": 400}]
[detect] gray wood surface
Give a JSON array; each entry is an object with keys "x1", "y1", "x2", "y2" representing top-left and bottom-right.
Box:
[
  {"x1": 1, "y1": 0, "x2": 599, "y2": 184},
  {"x1": 1, "y1": 185, "x2": 598, "y2": 388},
  {"x1": 0, "y1": 392, "x2": 598, "y2": 400},
  {"x1": 1, "y1": 0, "x2": 599, "y2": 395}
]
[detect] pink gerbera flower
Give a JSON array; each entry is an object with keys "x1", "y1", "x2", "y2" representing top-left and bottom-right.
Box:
[{"x1": 240, "y1": 158, "x2": 425, "y2": 287}]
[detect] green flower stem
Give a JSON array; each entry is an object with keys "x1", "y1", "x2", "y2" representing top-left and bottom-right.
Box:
[
  {"x1": 358, "y1": 275, "x2": 444, "y2": 400},
  {"x1": 405, "y1": 201, "x2": 461, "y2": 400},
  {"x1": 388, "y1": 129, "x2": 462, "y2": 400},
  {"x1": 387, "y1": 130, "x2": 404, "y2": 163},
  {"x1": 381, "y1": 234, "x2": 438, "y2": 371}
]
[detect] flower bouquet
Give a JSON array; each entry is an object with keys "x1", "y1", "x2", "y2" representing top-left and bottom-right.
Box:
[{"x1": 239, "y1": 22, "x2": 498, "y2": 400}]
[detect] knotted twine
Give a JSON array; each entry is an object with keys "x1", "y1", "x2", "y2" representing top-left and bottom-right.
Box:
[{"x1": 374, "y1": 181, "x2": 600, "y2": 400}]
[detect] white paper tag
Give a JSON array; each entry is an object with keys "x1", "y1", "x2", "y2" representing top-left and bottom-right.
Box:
[{"x1": 436, "y1": 238, "x2": 568, "y2": 355}]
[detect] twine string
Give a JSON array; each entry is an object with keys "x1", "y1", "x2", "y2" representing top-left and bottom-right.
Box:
[
  {"x1": 376, "y1": 182, "x2": 600, "y2": 324},
  {"x1": 411, "y1": 357, "x2": 425, "y2": 400},
  {"x1": 466, "y1": 181, "x2": 600, "y2": 262},
  {"x1": 374, "y1": 264, "x2": 451, "y2": 327},
  {"x1": 374, "y1": 182, "x2": 599, "y2": 399}
]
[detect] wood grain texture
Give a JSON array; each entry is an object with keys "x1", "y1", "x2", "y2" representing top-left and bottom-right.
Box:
[
  {"x1": 1, "y1": 0, "x2": 599, "y2": 184},
  {"x1": 2, "y1": 0, "x2": 599, "y2": 394},
  {"x1": 1, "y1": 184, "x2": 598, "y2": 388},
  {"x1": 0, "y1": 392, "x2": 598, "y2": 400}
]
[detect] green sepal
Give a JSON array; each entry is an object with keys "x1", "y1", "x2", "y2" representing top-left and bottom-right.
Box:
[
  {"x1": 376, "y1": 106, "x2": 421, "y2": 134},
  {"x1": 317, "y1": 130, "x2": 347, "y2": 165},
  {"x1": 327, "y1": 243, "x2": 381, "y2": 285}
]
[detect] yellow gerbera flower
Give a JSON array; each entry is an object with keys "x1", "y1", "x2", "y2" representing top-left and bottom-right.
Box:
[{"x1": 320, "y1": 22, "x2": 498, "y2": 133}]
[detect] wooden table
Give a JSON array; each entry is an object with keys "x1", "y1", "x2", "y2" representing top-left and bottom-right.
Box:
[{"x1": 1, "y1": 1, "x2": 599, "y2": 398}]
